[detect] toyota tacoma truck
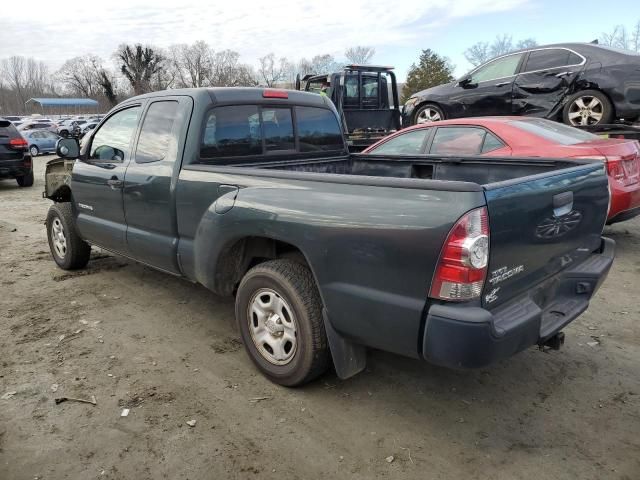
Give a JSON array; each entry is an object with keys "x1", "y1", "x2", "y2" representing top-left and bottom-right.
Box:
[{"x1": 44, "y1": 87, "x2": 614, "y2": 386}]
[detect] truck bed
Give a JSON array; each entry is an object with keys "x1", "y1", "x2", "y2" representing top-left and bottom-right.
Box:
[{"x1": 216, "y1": 153, "x2": 595, "y2": 187}]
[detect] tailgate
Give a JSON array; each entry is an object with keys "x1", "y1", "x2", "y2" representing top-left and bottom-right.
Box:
[{"x1": 482, "y1": 162, "x2": 609, "y2": 309}]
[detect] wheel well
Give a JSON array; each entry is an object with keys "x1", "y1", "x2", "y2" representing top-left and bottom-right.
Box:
[
  {"x1": 48, "y1": 185, "x2": 72, "y2": 203},
  {"x1": 214, "y1": 237, "x2": 310, "y2": 296}
]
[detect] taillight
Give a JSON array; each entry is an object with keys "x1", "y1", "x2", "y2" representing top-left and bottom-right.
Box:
[
  {"x1": 9, "y1": 138, "x2": 28, "y2": 150},
  {"x1": 429, "y1": 207, "x2": 490, "y2": 301},
  {"x1": 606, "y1": 155, "x2": 639, "y2": 186}
]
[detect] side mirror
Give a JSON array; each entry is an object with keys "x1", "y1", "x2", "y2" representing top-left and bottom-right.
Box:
[
  {"x1": 458, "y1": 75, "x2": 475, "y2": 88},
  {"x1": 56, "y1": 137, "x2": 80, "y2": 159}
]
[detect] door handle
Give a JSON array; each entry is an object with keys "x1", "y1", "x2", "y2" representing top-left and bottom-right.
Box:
[
  {"x1": 555, "y1": 71, "x2": 573, "y2": 78},
  {"x1": 107, "y1": 176, "x2": 123, "y2": 189},
  {"x1": 495, "y1": 81, "x2": 510, "y2": 87}
]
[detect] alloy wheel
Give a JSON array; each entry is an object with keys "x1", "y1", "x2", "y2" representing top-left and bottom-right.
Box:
[
  {"x1": 416, "y1": 107, "x2": 442, "y2": 123},
  {"x1": 567, "y1": 96, "x2": 604, "y2": 126}
]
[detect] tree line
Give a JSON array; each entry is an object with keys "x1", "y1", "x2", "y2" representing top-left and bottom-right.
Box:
[{"x1": 0, "y1": 43, "x2": 376, "y2": 114}]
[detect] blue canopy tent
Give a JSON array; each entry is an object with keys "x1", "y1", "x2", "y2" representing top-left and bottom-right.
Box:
[{"x1": 25, "y1": 98, "x2": 100, "y2": 116}]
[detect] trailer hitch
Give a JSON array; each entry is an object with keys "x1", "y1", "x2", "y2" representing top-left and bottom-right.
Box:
[{"x1": 538, "y1": 331, "x2": 565, "y2": 352}]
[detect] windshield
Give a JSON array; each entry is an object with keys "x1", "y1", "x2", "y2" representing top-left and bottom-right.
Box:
[{"x1": 512, "y1": 118, "x2": 600, "y2": 145}]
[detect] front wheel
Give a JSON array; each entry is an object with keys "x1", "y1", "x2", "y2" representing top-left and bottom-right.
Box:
[
  {"x1": 235, "y1": 259, "x2": 330, "y2": 386},
  {"x1": 46, "y1": 203, "x2": 91, "y2": 270},
  {"x1": 29, "y1": 145, "x2": 39, "y2": 157},
  {"x1": 562, "y1": 90, "x2": 613, "y2": 126},
  {"x1": 413, "y1": 103, "x2": 445, "y2": 124}
]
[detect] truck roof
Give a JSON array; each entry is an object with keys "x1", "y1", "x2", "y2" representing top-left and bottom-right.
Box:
[{"x1": 123, "y1": 87, "x2": 332, "y2": 108}]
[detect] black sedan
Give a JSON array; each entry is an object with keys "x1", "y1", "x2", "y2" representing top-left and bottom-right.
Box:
[{"x1": 403, "y1": 43, "x2": 640, "y2": 127}]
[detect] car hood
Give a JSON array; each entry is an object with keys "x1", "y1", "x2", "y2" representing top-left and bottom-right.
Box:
[{"x1": 411, "y1": 81, "x2": 457, "y2": 99}]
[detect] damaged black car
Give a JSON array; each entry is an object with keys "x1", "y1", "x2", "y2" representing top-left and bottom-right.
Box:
[{"x1": 403, "y1": 43, "x2": 640, "y2": 127}]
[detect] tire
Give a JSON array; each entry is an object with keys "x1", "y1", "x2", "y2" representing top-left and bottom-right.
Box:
[
  {"x1": 46, "y1": 202, "x2": 91, "y2": 270},
  {"x1": 16, "y1": 171, "x2": 34, "y2": 187},
  {"x1": 235, "y1": 259, "x2": 330, "y2": 386},
  {"x1": 413, "y1": 103, "x2": 445, "y2": 124},
  {"x1": 562, "y1": 90, "x2": 613, "y2": 126},
  {"x1": 29, "y1": 145, "x2": 39, "y2": 157}
]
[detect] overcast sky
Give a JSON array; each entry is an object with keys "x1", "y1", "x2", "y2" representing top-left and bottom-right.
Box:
[{"x1": 0, "y1": 0, "x2": 637, "y2": 80}]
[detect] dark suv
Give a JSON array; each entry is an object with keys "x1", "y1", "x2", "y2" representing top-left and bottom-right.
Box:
[{"x1": 0, "y1": 118, "x2": 33, "y2": 187}]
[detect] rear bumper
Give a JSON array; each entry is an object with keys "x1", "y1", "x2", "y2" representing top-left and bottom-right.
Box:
[
  {"x1": 0, "y1": 159, "x2": 31, "y2": 179},
  {"x1": 422, "y1": 237, "x2": 615, "y2": 368},
  {"x1": 608, "y1": 182, "x2": 640, "y2": 224}
]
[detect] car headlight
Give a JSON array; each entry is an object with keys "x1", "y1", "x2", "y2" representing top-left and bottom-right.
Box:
[{"x1": 404, "y1": 97, "x2": 418, "y2": 109}]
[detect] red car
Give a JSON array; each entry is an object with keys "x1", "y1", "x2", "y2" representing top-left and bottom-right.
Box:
[{"x1": 364, "y1": 117, "x2": 640, "y2": 224}]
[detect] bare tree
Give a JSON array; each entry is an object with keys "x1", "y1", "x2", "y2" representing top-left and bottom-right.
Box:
[
  {"x1": 310, "y1": 54, "x2": 342, "y2": 74},
  {"x1": 344, "y1": 46, "x2": 376, "y2": 64},
  {"x1": 258, "y1": 53, "x2": 291, "y2": 87},
  {"x1": 490, "y1": 34, "x2": 514, "y2": 58},
  {"x1": 1, "y1": 56, "x2": 27, "y2": 105},
  {"x1": 464, "y1": 42, "x2": 490, "y2": 67},
  {"x1": 209, "y1": 49, "x2": 256, "y2": 87},
  {"x1": 464, "y1": 36, "x2": 538, "y2": 67},
  {"x1": 169, "y1": 41, "x2": 212, "y2": 88},
  {"x1": 116, "y1": 44, "x2": 165, "y2": 95},
  {"x1": 56, "y1": 55, "x2": 103, "y2": 97},
  {"x1": 633, "y1": 21, "x2": 640, "y2": 52}
]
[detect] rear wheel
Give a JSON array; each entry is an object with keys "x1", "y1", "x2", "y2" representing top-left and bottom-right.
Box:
[
  {"x1": 46, "y1": 202, "x2": 91, "y2": 270},
  {"x1": 235, "y1": 259, "x2": 329, "y2": 386},
  {"x1": 414, "y1": 103, "x2": 445, "y2": 124},
  {"x1": 16, "y1": 171, "x2": 34, "y2": 187},
  {"x1": 29, "y1": 145, "x2": 39, "y2": 157},
  {"x1": 562, "y1": 90, "x2": 613, "y2": 126}
]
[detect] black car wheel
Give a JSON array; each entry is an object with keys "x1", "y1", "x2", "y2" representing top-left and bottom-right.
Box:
[
  {"x1": 563, "y1": 90, "x2": 613, "y2": 126},
  {"x1": 235, "y1": 259, "x2": 330, "y2": 386},
  {"x1": 46, "y1": 202, "x2": 91, "y2": 270},
  {"x1": 414, "y1": 103, "x2": 445, "y2": 124},
  {"x1": 29, "y1": 145, "x2": 39, "y2": 157},
  {"x1": 16, "y1": 171, "x2": 34, "y2": 187}
]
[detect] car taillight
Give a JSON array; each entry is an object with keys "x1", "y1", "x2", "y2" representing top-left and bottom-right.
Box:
[
  {"x1": 9, "y1": 138, "x2": 28, "y2": 150},
  {"x1": 429, "y1": 207, "x2": 490, "y2": 301},
  {"x1": 606, "y1": 155, "x2": 639, "y2": 186}
]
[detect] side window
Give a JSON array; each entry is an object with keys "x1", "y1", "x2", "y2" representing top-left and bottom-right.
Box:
[
  {"x1": 135, "y1": 101, "x2": 179, "y2": 163},
  {"x1": 523, "y1": 49, "x2": 572, "y2": 72},
  {"x1": 471, "y1": 53, "x2": 524, "y2": 83},
  {"x1": 296, "y1": 106, "x2": 344, "y2": 152},
  {"x1": 262, "y1": 107, "x2": 295, "y2": 152},
  {"x1": 430, "y1": 127, "x2": 487, "y2": 155},
  {"x1": 370, "y1": 129, "x2": 429, "y2": 155},
  {"x1": 89, "y1": 106, "x2": 141, "y2": 162},
  {"x1": 481, "y1": 132, "x2": 505, "y2": 153}
]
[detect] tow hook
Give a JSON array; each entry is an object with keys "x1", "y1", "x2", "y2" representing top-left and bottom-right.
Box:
[{"x1": 539, "y1": 332, "x2": 565, "y2": 352}]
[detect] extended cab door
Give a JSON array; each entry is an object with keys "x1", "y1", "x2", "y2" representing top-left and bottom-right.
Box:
[
  {"x1": 71, "y1": 104, "x2": 143, "y2": 254},
  {"x1": 513, "y1": 48, "x2": 585, "y2": 117},
  {"x1": 456, "y1": 52, "x2": 525, "y2": 117},
  {"x1": 123, "y1": 96, "x2": 193, "y2": 273}
]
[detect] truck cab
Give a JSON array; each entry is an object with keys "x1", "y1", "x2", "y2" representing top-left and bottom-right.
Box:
[{"x1": 296, "y1": 65, "x2": 401, "y2": 151}]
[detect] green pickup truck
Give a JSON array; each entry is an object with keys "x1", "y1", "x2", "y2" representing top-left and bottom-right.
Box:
[{"x1": 44, "y1": 87, "x2": 614, "y2": 386}]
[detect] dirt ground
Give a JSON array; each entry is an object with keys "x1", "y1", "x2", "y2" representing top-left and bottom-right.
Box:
[{"x1": 1, "y1": 155, "x2": 639, "y2": 480}]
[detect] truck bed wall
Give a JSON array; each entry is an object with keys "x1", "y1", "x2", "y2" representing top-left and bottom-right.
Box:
[{"x1": 234, "y1": 154, "x2": 587, "y2": 186}]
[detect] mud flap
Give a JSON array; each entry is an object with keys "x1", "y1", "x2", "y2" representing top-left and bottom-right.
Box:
[{"x1": 323, "y1": 309, "x2": 366, "y2": 379}]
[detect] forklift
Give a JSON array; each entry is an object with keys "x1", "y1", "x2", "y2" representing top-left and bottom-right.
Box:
[{"x1": 295, "y1": 65, "x2": 401, "y2": 151}]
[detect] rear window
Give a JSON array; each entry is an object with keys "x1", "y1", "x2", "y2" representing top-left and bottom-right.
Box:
[
  {"x1": 296, "y1": 106, "x2": 344, "y2": 152},
  {"x1": 512, "y1": 119, "x2": 599, "y2": 145},
  {"x1": 0, "y1": 121, "x2": 19, "y2": 137},
  {"x1": 200, "y1": 105, "x2": 343, "y2": 160}
]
